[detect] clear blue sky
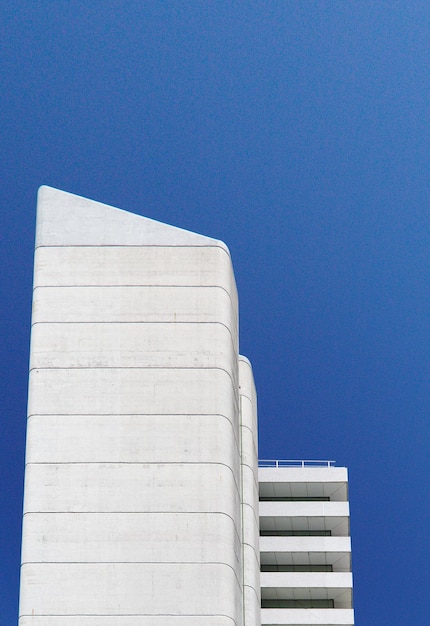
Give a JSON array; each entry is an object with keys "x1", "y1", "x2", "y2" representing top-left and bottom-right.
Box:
[{"x1": 1, "y1": 2, "x2": 430, "y2": 623}]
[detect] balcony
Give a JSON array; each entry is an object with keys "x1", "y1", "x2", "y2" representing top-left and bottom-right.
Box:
[
  {"x1": 260, "y1": 500, "x2": 350, "y2": 538},
  {"x1": 260, "y1": 535, "x2": 352, "y2": 572},
  {"x1": 260, "y1": 571, "x2": 353, "y2": 606},
  {"x1": 259, "y1": 465, "x2": 349, "y2": 502}
]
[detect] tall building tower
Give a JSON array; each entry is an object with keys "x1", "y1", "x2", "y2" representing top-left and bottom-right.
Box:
[{"x1": 19, "y1": 187, "x2": 353, "y2": 626}]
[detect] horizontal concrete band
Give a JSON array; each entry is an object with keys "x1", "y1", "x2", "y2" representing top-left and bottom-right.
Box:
[
  {"x1": 243, "y1": 543, "x2": 261, "y2": 590},
  {"x1": 259, "y1": 501, "x2": 350, "y2": 516},
  {"x1": 32, "y1": 284, "x2": 237, "y2": 331},
  {"x1": 243, "y1": 582, "x2": 260, "y2": 600},
  {"x1": 34, "y1": 245, "x2": 236, "y2": 294},
  {"x1": 260, "y1": 607, "x2": 354, "y2": 625},
  {"x1": 241, "y1": 422, "x2": 259, "y2": 463},
  {"x1": 243, "y1": 586, "x2": 261, "y2": 626},
  {"x1": 240, "y1": 394, "x2": 258, "y2": 436},
  {"x1": 242, "y1": 504, "x2": 260, "y2": 541},
  {"x1": 23, "y1": 462, "x2": 241, "y2": 515},
  {"x1": 238, "y1": 356, "x2": 256, "y2": 389},
  {"x1": 30, "y1": 321, "x2": 237, "y2": 370},
  {"x1": 19, "y1": 617, "x2": 238, "y2": 626},
  {"x1": 21, "y1": 511, "x2": 242, "y2": 564},
  {"x1": 26, "y1": 414, "x2": 241, "y2": 464},
  {"x1": 259, "y1": 466, "x2": 348, "y2": 483},
  {"x1": 19, "y1": 562, "x2": 242, "y2": 616},
  {"x1": 28, "y1": 367, "x2": 239, "y2": 418},
  {"x1": 241, "y1": 459, "x2": 259, "y2": 499},
  {"x1": 28, "y1": 367, "x2": 239, "y2": 406}
]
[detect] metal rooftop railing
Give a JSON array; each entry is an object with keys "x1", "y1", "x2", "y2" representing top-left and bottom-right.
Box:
[{"x1": 258, "y1": 459, "x2": 336, "y2": 468}]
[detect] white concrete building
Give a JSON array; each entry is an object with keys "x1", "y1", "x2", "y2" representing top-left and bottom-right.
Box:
[{"x1": 19, "y1": 187, "x2": 353, "y2": 626}]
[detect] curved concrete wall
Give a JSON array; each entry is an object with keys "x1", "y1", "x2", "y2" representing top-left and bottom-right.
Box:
[{"x1": 239, "y1": 356, "x2": 261, "y2": 626}]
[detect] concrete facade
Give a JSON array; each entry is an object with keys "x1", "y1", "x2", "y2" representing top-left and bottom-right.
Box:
[{"x1": 19, "y1": 187, "x2": 353, "y2": 626}]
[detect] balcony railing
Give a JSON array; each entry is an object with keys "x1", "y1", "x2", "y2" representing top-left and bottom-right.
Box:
[{"x1": 258, "y1": 459, "x2": 336, "y2": 468}]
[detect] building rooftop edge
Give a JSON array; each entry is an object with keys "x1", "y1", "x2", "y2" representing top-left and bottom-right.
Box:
[{"x1": 36, "y1": 185, "x2": 231, "y2": 254}]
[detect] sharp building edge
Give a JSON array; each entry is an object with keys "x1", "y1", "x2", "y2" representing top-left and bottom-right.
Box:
[{"x1": 19, "y1": 187, "x2": 354, "y2": 626}]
